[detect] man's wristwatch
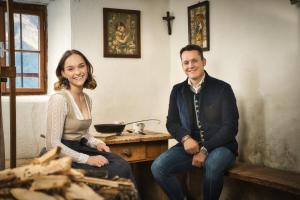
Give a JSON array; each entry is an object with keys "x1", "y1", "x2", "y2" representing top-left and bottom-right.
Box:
[
  {"x1": 200, "y1": 146, "x2": 208, "y2": 156},
  {"x1": 181, "y1": 135, "x2": 191, "y2": 144}
]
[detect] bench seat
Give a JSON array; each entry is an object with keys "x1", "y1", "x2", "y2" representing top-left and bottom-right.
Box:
[{"x1": 227, "y1": 162, "x2": 300, "y2": 195}]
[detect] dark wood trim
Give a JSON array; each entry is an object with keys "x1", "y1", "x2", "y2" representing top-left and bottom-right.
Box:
[
  {"x1": 14, "y1": 49, "x2": 41, "y2": 53},
  {"x1": 188, "y1": 1, "x2": 210, "y2": 51},
  {"x1": 0, "y1": 2, "x2": 45, "y2": 13},
  {"x1": 0, "y1": 2, "x2": 47, "y2": 95},
  {"x1": 0, "y1": 67, "x2": 16, "y2": 78},
  {"x1": 17, "y1": 72, "x2": 39, "y2": 78},
  {"x1": 103, "y1": 8, "x2": 141, "y2": 58},
  {"x1": 0, "y1": 80, "x2": 4, "y2": 170},
  {"x1": 0, "y1": 68, "x2": 4, "y2": 170},
  {"x1": 7, "y1": 0, "x2": 17, "y2": 168},
  {"x1": 39, "y1": 4, "x2": 47, "y2": 95},
  {"x1": 0, "y1": 5, "x2": 6, "y2": 93}
]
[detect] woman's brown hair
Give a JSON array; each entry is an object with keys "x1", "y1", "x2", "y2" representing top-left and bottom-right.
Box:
[{"x1": 54, "y1": 49, "x2": 97, "y2": 90}]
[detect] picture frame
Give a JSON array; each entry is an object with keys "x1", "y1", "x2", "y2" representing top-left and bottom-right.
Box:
[
  {"x1": 103, "y1": 8, "x2": 141, "y2": 58},
  {"x1": 188, "y1": 1, "x2": 210, "y2": 51}
]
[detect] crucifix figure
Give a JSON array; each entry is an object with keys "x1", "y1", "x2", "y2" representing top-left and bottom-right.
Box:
[{"x1": 162, "y1": 11, "x2": 175, "y2": 35}]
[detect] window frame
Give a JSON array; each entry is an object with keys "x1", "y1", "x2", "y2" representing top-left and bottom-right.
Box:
[{"x1": 0, "y1": 2, "x2": 47, "y2": 95}]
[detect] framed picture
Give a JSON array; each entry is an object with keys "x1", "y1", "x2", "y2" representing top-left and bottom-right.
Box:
[
  {"x1": 188, "y1": 1, "x2": 210, "y2": 51},
  {"x1": 103, "y1": 8, "x2": 141, "y2": 58}
]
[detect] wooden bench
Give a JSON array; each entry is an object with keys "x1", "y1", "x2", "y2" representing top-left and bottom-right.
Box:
[
  {"x1": 182, "y1": 162, "x2": 300, "y2": 198},
  {"x1": 228, "y1": 162, "x2": 300, "y2": 195}
]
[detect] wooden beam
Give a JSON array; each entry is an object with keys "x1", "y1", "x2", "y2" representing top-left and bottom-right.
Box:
[
  {"x1": 0, "y1": 0, "x2": 6, "y2": 171},
  {"x1": 0, "y1": 84, "x2": 4, "y2": 170},
  {"x1": 7, "y1": 0, "x2": 17, "y2": 168}
]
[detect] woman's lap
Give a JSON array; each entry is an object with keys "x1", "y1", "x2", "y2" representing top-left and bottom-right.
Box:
[{"x1": 62, "y1": 139, "x2": 133, "y2": 179}]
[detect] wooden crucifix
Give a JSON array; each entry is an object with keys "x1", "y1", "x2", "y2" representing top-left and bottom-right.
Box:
[{"x1": 162, "y1": 11, "x2": 175, "y2": 35}]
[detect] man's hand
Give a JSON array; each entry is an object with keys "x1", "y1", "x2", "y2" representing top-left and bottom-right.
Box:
[
  {"x1": 192, "y1": 151, "x2": 207, "y2": 168},
  {"x1": 96, "y1": 143, "x2": 111, "y2": 152},
  {"x1": 183, "y1": 137, "x2": 199, "y2": 154},
  {"x1": 87, "y1": 155, "x2": 109, "y2": 167}
]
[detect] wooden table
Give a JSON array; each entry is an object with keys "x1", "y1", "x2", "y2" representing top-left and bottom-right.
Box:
[{"x1": 94, "y1": 130, "x2": 171, "y2": 200}]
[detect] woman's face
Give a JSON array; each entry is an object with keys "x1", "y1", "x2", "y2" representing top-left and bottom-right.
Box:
[{"x1": 61, "y1": 53, "x2": 88, "y2": 90}]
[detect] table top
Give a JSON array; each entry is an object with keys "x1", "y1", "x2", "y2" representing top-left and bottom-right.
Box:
[{"x1": 93, "y1": 130, "x2": 171, "y2": 145}]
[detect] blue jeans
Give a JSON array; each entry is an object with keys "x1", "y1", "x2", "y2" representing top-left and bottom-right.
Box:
[{"x1": 151, "y1": 144, "x2": 235, "y2": 200}]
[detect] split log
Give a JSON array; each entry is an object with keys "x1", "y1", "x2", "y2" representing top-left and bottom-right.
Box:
[
  {"x1": 10, "y1": 188, "x2": 57, "y2": 200},
  {"x1": 97, "y1": 187, "x2": 120, "y2": 200},
  {"x1": 13, "y1": 157, "x2": 72, "y2": 181},
  {"x1": 98, "y1": 186, "x2": 138, "y2": 200},
  {"x1": 0, "y1": 157, "x2": 71, "y2": 183},
  {"x1": 64, "y1": 183, "x2": 104, "y2": 200},
  {"x1": 65, "y1": 168, "x2": 85, "y2": 179},
  {"x1": 73, "y1": 176, "x2": 119, "y2": 188},
  {"x1": 0, "y1": 187, "x2": 10, "y2": 196},
  {"x1": 32, "y1": 147, "x2": 61, "y2": 164},
  {"x1": 74, "y1": 176, "x2": 138, "y2": 200},
  {"x1": 0, "y1": 169, "x2": 16, "y2": 182},
  {"x1": 73, "y1": 176, "x2": 135, "y2": 188},
  {"x1": 53, "y1": 194, "x2": 65, "y2": 200},
  {"x1": 0, "y1": 150, "x2": 138, "y2": 200},
  {"x1": 30, "y1": 175, "x2": 70, "y2": 191}
]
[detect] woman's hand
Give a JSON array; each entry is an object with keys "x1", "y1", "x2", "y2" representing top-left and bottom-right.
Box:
[
  {"x1": 87, "y1": 155, "x2": 109, "y2": 167},
  {"x1": 96, "y1": 143, "x2": 110, "y2": 152}
]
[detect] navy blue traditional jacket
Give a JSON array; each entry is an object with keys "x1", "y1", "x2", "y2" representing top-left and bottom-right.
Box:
[{"x1": 166, "y1": 71, "x2": 239, "y2": 154}]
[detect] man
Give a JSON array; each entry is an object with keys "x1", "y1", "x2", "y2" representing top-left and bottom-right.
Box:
[{"x1": 151, "y1": 44, "x2": 239, "y2": 200}]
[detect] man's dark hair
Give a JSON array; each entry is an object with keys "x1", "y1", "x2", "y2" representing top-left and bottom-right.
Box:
[{"x1": 180, "y1": 44, "x2": 204, "y2": 60}]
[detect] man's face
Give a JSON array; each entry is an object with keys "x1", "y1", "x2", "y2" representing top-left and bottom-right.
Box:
[{"x1": 181, "y1": 50, "x2": 206, "y2": 81}]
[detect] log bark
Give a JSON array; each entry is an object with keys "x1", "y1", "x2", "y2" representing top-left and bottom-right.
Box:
[{"x1": 64, "y1": 183, "x2": 104, "y2": 200}]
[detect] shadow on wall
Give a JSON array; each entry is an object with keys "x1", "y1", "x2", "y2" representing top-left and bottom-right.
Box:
[{"x1": 236, "y1": 68, "x2": 266, "y2": 165}]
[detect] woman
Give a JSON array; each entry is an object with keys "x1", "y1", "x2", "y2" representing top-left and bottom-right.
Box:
[{"x1": 46, "y1": 49, "x2": 134, "y2": 180}]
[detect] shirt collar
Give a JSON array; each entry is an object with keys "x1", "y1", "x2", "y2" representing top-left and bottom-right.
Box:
[{"x1": 188, "y1": 73, "x2": 205, "y2": 94}]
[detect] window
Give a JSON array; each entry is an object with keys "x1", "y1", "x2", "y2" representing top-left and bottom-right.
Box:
[{"x1": 0, "y1": 2, "x2": 47, "y2": 95}]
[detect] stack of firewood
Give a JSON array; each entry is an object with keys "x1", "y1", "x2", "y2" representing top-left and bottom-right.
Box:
[{"x1": 0, "y1": 147, "x2": 138, "y2": 200}]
